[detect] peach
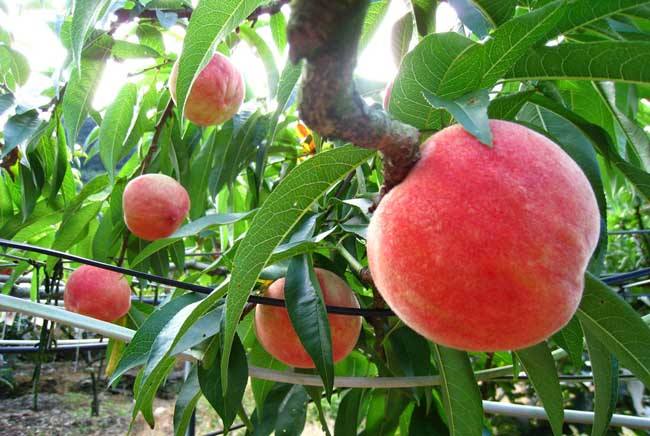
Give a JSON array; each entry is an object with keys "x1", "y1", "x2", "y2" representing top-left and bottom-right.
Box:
[
  {"x1": 169, "y1": 52, "x2": 244, "y2": 126},
  {"x1": 367, "y1": 120, "x2": 600, "y2": 351},
  {"x1": 122, "y1": 173, "x2": 190, "y2": 241},
  {"x1": 254, "y1": 268, "x2": 362, "y2": 368},
  {"x1": 64, "y1": 265, "x2": 131, "y2": 322}
]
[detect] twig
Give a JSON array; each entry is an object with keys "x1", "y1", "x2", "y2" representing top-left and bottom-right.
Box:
[
  {"x1": 111, "y1": 0, "x2": 288, "y2": 31},
  {"x1": 139, "y1": 99, "x2": 174, "y2": 175},
  {"x1": 287, "y1": 0, "x2": 420, "y2": 195}
]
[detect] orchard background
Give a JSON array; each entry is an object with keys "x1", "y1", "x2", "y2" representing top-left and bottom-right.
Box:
[{"x1": 1, "y1": 0, "x2": 650, "y2": 435}]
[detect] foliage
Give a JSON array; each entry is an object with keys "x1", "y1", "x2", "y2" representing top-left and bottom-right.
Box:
[{"x1": 1, "y1": 0, "x2": 650, "y2": 435}]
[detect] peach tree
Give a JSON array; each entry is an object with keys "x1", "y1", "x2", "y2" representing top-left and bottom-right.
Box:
[{"x1": 1, "y1": 0, "x2": 650, "y2": 435}]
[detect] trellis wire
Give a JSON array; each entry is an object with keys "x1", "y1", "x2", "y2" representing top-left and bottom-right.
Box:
[{"x1": 1, "y1": 239, "x2": 649, "y2": 319}]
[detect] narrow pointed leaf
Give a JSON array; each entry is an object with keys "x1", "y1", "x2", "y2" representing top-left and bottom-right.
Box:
[
  {"x1": 583, "y1": 327, "x2": 619, "y2": 436},
  {"x1": 577, "y1": 273, "x2": 650, "y2": 386},
  {"x1": 284, "y1": 255, "x2": 334, "y2": 397},
  {"x1": 515, "y1": 342, "x2": 564, "y2": 436},
  {"x1": 99, "y1": 83, "x2": 137, "y2": 180},
  {"x1": 551, "y1": 316, "x2": 584, "y2": 368},
  {"x1": 70, "y1": 0, "x2": 110, "y2": 69},
  {"x1": 433, "y1": 344, "x2": 483, "y2": 436},
  {"x1": 506, "y1": 42, "x2": 650, "y2": 84},
  {"x1": 173, "y1": 365, "x2": 202, "y2": 436}
]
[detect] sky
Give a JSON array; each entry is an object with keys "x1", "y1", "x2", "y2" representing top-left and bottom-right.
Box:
[{"x1": 0, "y1": 1, "x2": 459, "y2": 111}]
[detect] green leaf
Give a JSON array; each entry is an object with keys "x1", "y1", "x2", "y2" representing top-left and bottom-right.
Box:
[
  {"x1": 111, "y1": 40, "x2": 161, "y2": 60},
  {"x1": 256, "y1": 61, "x2": 303, "y2": 193},
  {"x1": 474, "y1": 0, "x2": 567, "y2": 90},
  {"x1": 99, "y1": 83, "x2": 137, "y2": 181},
  {"x1": 174, "y1": 0, "x2": 264, "y2": 118},
  {"x1": 0, "y1": 93, "x2": 14, "y2": 116},
  {"x1": 50, "y1": 114, "x2": 69, "y2": 202},
  {"x1": 470, "y1": 0, "x2": 515, "y2": 26},
  {"x1": 130, "y1": 212, "x2": 252, "y2": 267},
  {"x1": 173, "y1": 365, "x2": 202, "y2": 436},
  {"x1": 221, "y1": 146, "x2": 374, "y2": 391},
  {"x1": 274, "y1": 385, "x2": 309, "y2": 436},
  {"x1": 552, "y1": 0, "x2": 650, "y2": 37},
  {"x1": 210, "y1": 111, "x2": 266, "y2": 197},
  {"x1": 515, "y1": 343, "x2": 564, "y2": 436},
  {"x1": 270, "y1": 12, "x2": 287, "y2": 53},
  {"x1": 63, "y1": 43, "x2": 110, "y2": 146},
  {"x1": 71, "y1": 0, "x2": 111, "y2": 69},
  {"x1": 136, "y1": 23, "x2": 165, "y2": 55},
  {"x1": 109, "y1": 293, "x2": 201, "y2": 385},
  {"x1": 131, "y1": 358, "x2": 175, "y2": 427},
  {"x1": 595, "y1": 82, "x2": 650, "y2": 170},
  {"x1": 551, "y1": 316, "x2": 584, "y2": 368},
  {"x1": 583, "y1": 328, "x2": 619, "y2": 436},
  {"x1": 433, "y1": 345, "x2": 483, "y2": 436},
  {"x1": 334, "y1": 389, "x2": 365, "y2": 436},
  {"x1": 188, "y1": 130, "x2": 219, "y2": 219},
  {"x1": 360, "y1": 0, "x2": 390, "y2": 50},
  {"x1": 170, "y1": 307, "x2": 223, "y2": 356},
  {"x1": 410, "y1": 0, "x2": 436, "y2": 36},
  {"x1": 3, "y1": 110, "x2": 42, "y2": 158},
  {"x1": 47, "y1": 201, "x2": 103, "y2": 270},
  {"x1": 363, "y1": 389, "x2": 409, "y2": 436},
  {"x1": 391, "y1": 13, "x2": 414, "y2": 66},
  {"x1": 526, "y1": 93, "x2": 650, "y2": 200},
  {"x1": 198, "y1": 334, "x2": 248, "y2": 431},
  {"x1": 284, "y1": 255, "x2": 333, "y2": 397},
  {"x1": 408, "y1": 402, "x2": 448, "y2": 436},
  {"x1": 506, "y1": 42, "x2": 650, "y2": 84},
  {"x1": 577, "y1": 273, "x2": 650, "y2": 386},
  {"x1": 488, "y1": 90, "x2": 536, "y2": 120},
  {"x1": 0, "y1": 46, "x2": 30, "y2": 89},
  {"x1": 390, "y1": 32, "x2": 474, "y2": 129},
  {"x1": 250, "y1": 384, "x2": 292, "y2": 436},
  {"x1": 422, "y1": 89, "x2": 492, "y2": 146}
]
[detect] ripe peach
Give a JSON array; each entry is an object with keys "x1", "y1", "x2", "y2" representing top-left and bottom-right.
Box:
[
  {"x1": 64, "y1": 265, "x2": 131, "y2": 322},
  {"x1": 122, "y1": 174, "x2": 190, "y2": 241},
  {"x1": 254, "y1": 268, "x2": 362, "y2": 368},
  {"x1": 169, "y1": 53, "x2": 244, "y2": 126},
  {"x1": 367, "y1": 120, "x2": 600, "y2": 351}
]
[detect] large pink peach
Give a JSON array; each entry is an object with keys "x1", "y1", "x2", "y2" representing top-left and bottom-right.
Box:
[
  {"x1": 123, "y1": 174, "x2": 190, "y2": 241},
  {"x1": 367, "y1": 120, "x2": 600, "y2": 351},
  {"x1": 169, "y1": 53, "x2": 244, "y2": 126},
  {"x1": 64, "y1": 265, "x2": 131, "y2": 322},
  {"x1": 255, "y1": 268, "x2": 362, "y2": 368}
]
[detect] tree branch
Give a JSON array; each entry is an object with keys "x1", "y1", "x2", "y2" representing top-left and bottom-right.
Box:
[
  {"x1": 287, "y1": 0, "x2": 420, "y2": 193},
  {"x1": 111, "y1": 0, "x2": 289, "y2": 29}
]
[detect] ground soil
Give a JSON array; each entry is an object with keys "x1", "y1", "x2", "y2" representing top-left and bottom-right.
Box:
[{"x1": 0, "y1": 359, "x2": 325, "y2": 435}]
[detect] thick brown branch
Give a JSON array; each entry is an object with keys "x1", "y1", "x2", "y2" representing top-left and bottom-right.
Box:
[{"x1": 287, "y1": 0, "x2": 420, "y2": 192}]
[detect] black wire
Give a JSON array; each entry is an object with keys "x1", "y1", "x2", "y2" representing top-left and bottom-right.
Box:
[
  {"x1": 0, "y1": 239, "x2": 394, "y2": 318},
  {"x1": 2, "y1": 238, "x2": 649, "y2": 319},
  {"x1": 202, "y1": 423, "x2": 246, "y2": 436}
]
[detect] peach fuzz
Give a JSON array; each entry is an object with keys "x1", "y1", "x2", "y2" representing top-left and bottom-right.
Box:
[
  {"x1": 169, "y1": 52, "x2": 244, "y2": 126},
  {"x1": 367, "y1": 120, "x2": 600, "y2": 352},
  {"x1": 64, "y1": 265, "x2": 131, "y2": 322},
  {"x1": 122, "y1": 174, "x2": 190, "y2": 241},
  {"x1": 254, "y1": 268, "x2": 362, "y2": 368}
]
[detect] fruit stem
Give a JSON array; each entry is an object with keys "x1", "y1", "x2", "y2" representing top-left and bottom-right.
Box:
[{"x1": 287, "y1": 0, "x2": 420, "y2": 194}]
